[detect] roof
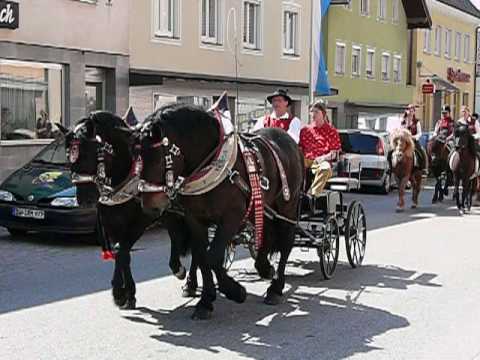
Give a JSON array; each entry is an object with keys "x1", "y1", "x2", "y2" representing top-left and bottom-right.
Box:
[
  {"x1": 401, "y1": 0, "x2": 432, "y2": 29},
  {"x1": 437, "y1": 0, "x2": 480, "y2": 18}
]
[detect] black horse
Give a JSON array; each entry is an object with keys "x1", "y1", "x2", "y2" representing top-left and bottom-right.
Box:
[
  {"x1": 427, "y1": 129, "x2": 452, "y2": 203},
  {"x1": 449, "y1": 124, "x2": 478, "y2": 213},
  {"x1": 138, "y1": 104, "x2": 304, "y2": 320},
  {"x1": 62, "y1": 112, "x2": 199, "y2": 309}
]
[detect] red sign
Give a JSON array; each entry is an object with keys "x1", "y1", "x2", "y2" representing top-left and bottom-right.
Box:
[
  {"x1": 422, "y1": 83, "x2": 435, "y2": 94},
  {"x1": 447, "y1": 67, "x2": 471, "y2": 83}
]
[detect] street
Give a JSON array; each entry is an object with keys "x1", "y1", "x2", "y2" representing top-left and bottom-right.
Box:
[{"x1": 1, "y1": 187, "x2": 480, "y2": 360}]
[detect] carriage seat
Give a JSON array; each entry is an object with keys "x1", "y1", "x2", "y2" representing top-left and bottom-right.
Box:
[
  {"x1": 300, "y1": 191, "x2": 340, "y2": 217},
  {"x1": 326, "y1": 155, "x2": 362, "y2": 192}
]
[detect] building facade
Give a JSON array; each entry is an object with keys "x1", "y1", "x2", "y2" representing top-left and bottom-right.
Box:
[
  {"x1": 414, "y1": 0, "x2": 480, "y2": 131},
  {"x1": 0, "y1": 0, "x2": 130, "y2": 181},
  {"x1": 324, "y1": 0, "x2": 430, "y2": 130},
  {"x1": 129, "y1": 0, "x2": 312, "y2": 128}
]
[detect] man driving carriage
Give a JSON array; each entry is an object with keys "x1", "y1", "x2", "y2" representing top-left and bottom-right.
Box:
[
  {"x1": 252, "y1": 89, "x2": 302, "y2": 143},
  {"x1": 299, "y1": 100, "x2": 341, "y2": 197}
]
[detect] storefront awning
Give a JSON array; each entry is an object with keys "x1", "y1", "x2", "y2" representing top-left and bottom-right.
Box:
[
  {"x1": 401, "y1": 0, "x2": 432, "y2": 29},
  {"x1": 431, "y1": 75, "x2": 460, "y2": 92}
]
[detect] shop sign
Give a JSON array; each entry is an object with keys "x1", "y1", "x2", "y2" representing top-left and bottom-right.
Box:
[
  {"x1": 447, "y1": 67, "x2": 470, "y2": 83},
  {"x1": 0, "y1": 1, "x2": 18, "y2": 29},
  {"x1": 422, "y1": 81, "x2": 435, "y2": 94}
]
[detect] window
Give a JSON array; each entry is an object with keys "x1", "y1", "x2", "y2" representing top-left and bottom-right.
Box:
[
  {"x1": 463, "y1": 92, "x2": 469, "y2": 106},
  {"x1": 360, "y1": 0, "x2": 369, "y2": 15},
  {"x1": 464, "y1": 34, "x2": 471, "y2": 63},
  {"x1": 444, "y1": 29, "x2": 452, "y2": 58},
  {"x1": 201, "y1": 0, "x2": 222, "y2": 44},
  {"x1": 434, "y1": 25, "x2": 441, "y2": 55},
  {"x1": 366, "y1": 49, "x2": 375, "y2": 78},
  {"x1": 283, "y1": 7, "x2": 299, "y2": 56},
  {"x1": 335, "y1": 43, "x2": 346, "y2": 75},
  {"x1": 378, "y1": 0, "x2": 386, "y2": 20},
  {"x1": 393, "y1": 56, "x2": 401, "y2": 82},
  {"x1": 243, "y1": 0, "x2": 262, "y2": 50},
  {"x1": 352, "y1": 46, "x2": 361, "y2": 76},
  {"x1": 424, "y1": 29, "x2": 432, "y2": 53},
  {"x1": 455, "y1": 32, "x2": 461, "y2": 60},
  {"x1": 392, "y1": 0, "x2": 399, "y2": 22},
  {"x1": 0, "y1": 59, "x2": 64, "y2": 142},
  {"x1": 344, "y1": 1, "x2": 352, "y2": 10},
  {"x1": 154, "y1": 0, "x2": 180, "y2": 39},
  {"x1": 381, "y1": 53, "x2": 390, "y2": 81}
]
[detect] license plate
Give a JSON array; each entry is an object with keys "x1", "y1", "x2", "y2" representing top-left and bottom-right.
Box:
[{"x1": 12, "y1": 207, "x2": 45, "y2": 220}]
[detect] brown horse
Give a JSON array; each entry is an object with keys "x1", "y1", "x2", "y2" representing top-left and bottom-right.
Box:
[{"x1": 390, "y1": 128, "x2": 423, "y2": 211}]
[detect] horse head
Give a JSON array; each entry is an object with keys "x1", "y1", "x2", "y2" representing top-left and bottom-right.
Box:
[
  {"x1": 138, "y1": 104, "x2": 219, "y2": 215},
  {"x1": 65, "y1": 111, "x2": 134, "y2": 204},
  {"x1": 390, "y1": 128, "x2": 414, "y2": 169},
  {"x1": 428, "y1": 129, "x2": 448, "y2": 165},
  {"x1": 454, "y1": 124, "x2": 475, "y2": 154}
]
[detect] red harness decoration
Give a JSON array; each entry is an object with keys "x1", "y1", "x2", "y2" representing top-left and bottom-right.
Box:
[{"x1": 242, "y1": 149, "x2": 264, "y2": 250}]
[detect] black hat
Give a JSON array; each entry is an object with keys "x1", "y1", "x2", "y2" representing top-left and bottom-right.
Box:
[
  {"x1": 441, "y1": 105, "x2": 451, "y2": 113},
  {"x1": 267, "y1": 89, "x2": 292, "y2": 105}
]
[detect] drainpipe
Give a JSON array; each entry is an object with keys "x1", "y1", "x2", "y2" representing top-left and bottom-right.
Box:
[{"x1": 474, "y1": 26, "x2": 480, "y2": 113}]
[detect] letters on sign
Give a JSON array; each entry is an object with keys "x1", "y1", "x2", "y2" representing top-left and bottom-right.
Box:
[
  {"x1": 447, "y1": 67, "x2": 471, "y2": 83},
  {"x1": 0, "y1": 1, "x2": 18, "y2": 29}
]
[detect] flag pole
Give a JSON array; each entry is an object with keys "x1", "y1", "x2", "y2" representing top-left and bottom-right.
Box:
[{"x1": 309, "y1": 0, "x2": 316, "y2": 106}]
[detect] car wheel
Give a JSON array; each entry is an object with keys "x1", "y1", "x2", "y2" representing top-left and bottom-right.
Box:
[
  {"x1": 7, "y1": 228, "x2": 28, "y2": 237},
  {"x1": 380, "y1": 174, "x2": 391, "y2": 194}
]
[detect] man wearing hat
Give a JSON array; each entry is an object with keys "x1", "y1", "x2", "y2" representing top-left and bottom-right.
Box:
[
  {"x1": 253, "y1": 89, "x2": 302, "y2": 143},
  {"x1": 433, "y1": 105, "x2": 455, "y2": 140}
]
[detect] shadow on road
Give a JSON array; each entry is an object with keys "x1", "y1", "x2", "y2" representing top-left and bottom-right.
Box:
[{"x1": 124, "y1": 263, "x2": 440, "y2": 359}]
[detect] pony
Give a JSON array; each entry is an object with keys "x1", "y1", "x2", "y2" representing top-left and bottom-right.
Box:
[
  {"x1": 137, "y1": 103, "x2": 304, "y2": 320},
  {"x1": 427, "y1": 129, "x2": 452, "y2": 203},
  {"x1": 390, "y1": 128, "x2": 423, "y2": 211},
  {"x1": 61, "y1": 112, "x2": 198, "y2": 309},
  {"x1": 449, "y1": 124, "x2": 479, "y2": 213}
]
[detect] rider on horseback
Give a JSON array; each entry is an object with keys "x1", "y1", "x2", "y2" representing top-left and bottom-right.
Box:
[
  {"x1": 299, "y1": 100, "x2": 341, "y2": 197},
  {"x1": 252, "y1": 89, "x2": 302, "y2": 143},
  {"x1": 458, "y1": 109, "x2": 480, "y2": 149},
  {"x1": 433, "y1": 105, "x2": 455, "y2": 149}
]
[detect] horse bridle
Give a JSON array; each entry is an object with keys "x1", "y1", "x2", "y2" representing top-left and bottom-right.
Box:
[{"x1": 137, "y1": 121, "x2": 185, "y2": 200}]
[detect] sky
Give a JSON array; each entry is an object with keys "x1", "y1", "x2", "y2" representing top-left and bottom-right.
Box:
[{"x1": 473, "y1": 0, "x2": 480, "y2": 9}]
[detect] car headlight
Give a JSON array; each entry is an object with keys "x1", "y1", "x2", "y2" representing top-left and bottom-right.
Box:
[
  {"x1": 0, "y1": 190, "x2": 15, "y2": 202},
  {"x1": 50, "y1": 197, "x2": 79, "y2": 208}
]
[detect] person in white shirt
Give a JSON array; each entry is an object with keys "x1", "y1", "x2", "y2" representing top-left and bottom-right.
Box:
[
  {"x1": 457, "y1": 107, "x2": 480, "y2": 142},
  {"x1": 252, "y1": 89, "x2": 302, "y2": 143}
]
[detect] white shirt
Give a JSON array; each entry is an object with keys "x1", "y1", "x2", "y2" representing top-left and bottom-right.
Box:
[
  {"x1": 252, "y1": 111, "x2": 302, "y2": 143},
  {"x1": 457, "y1": 117, "x2": 480, "y2": 140},
  {"x1": 401, "y1": 118, "x2": 422, "y2": 141}
]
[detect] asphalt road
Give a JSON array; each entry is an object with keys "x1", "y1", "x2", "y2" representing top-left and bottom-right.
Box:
[{"x1": 1, "y1": 187, "x2": 479, "y2": 360}]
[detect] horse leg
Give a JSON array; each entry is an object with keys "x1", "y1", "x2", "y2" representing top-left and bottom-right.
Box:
[
  {"x1": 265, "y1": 221, "x2": 295, "y2": 305},
  {"x1": 396, "y1": 177, "x2": 406, "y2": 212},
  {"x1": 208, "y1": 219, "x2": 246, "y2": 304},
  {"x1": 453, "y1": 177, "x2": 461, "y2": 211},
  {"x1": 111, "y1": 239, "x2": 136, "y2": 309},
  {"x1": 411, "y1": 172, "x2": 422, "y2": 209},
  {"x1": 432, "y1": 178, "x2": 439, "y2": 204},
  {"x1": 186, "y1": 219, "x2": 216, "y2": 320},
  {"x1": 164, "y1": 213, "x2": 188, "y2": 279},
  {"x1": 254, "y1": 219, "x2": 275, "y2": 279},
  {"x1": 182, "y1": 255, "x2": 199, "y2": 298}
]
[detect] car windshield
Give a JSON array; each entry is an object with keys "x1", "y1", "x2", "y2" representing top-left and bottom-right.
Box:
[
  {"x1": 31, "y1": 139, "x2": 68, "y2": 165},
  {"x1": 340, "y1": 133, "x2": 380, "y2": 155}
]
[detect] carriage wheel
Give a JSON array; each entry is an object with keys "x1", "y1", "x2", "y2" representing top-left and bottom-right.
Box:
[
  {"x1": 223, "y1": 241, "x2": 236, "y2": 270},
  {"x1": 317, "y1": 216, "x2": 340, "y2": 280},
  {"x1": 345, "y1": 201, "x2": 367, "y2": 268}
]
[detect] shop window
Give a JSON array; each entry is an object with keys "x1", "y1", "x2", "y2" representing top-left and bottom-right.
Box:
[{"x1": 0, "y1": 59, "x2": 63, "y2": 142}]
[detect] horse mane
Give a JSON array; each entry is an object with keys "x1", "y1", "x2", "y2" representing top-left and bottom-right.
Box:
[
  {"x1": 455, "y1": 124, "x2": 476, "y2": 156},
  {"x1": 390, "y1": 128, "x2": 415, "y2": 157}
]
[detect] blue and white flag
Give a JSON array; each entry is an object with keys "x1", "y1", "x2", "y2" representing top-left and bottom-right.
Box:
[
  {"x1": 209, "y1": 91, "x2": 234, "y2": 135},
  {"x1": 311, "y1": 0, "x2": 331, "y2": 96}
]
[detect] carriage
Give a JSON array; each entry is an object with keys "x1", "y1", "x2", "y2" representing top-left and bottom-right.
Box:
[{"x1": 225, "y1": 155, "x2": 367, "y2": 280}]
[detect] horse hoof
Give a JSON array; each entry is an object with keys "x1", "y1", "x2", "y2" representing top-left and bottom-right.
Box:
[
  {"x1": 395, "y1": 207, "x2": 404, "y2": 213},
  {"x1": 182, "y1": 286, "x2": 197, "y2": 298},
  {"x1": 264, "y1": 291, "x2": 282, "y2": 306},
  {"x1": 411, "y1": 203, "x2": 417, "y2": 209},
  {"x1": 174, "y1": 265, "x2": 187, "y2": 280},
  {"x1": 191, "y1": 306, "x2": 213, "y2": 320},
  {"x1": 432, "y1": 198, "x2": 437, "y2": 204},
  {"x1": 120, "y1": 298, "x2": 136, "y2": 310},
  {"x1": 234, "y1": 286, "x2": 247, "y2": 304}
]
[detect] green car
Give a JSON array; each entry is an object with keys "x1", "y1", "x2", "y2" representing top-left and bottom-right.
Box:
[{"x1": 0, "y1": 139, "x2": 97, "y2": 236}]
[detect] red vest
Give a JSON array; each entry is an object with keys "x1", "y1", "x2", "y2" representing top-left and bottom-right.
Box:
[
  {"x1": 402, "y1": 117, "x2": 418, "y2": 136},
  {"x1": 467, "y1": 118, "x2": 477, "y2": 134},
  {"x1": 438, "y1": 117, "x2": 454, "y2": 135},
  {"x1": 264, "y1": 115, "x2": 294, "y2": 131}
]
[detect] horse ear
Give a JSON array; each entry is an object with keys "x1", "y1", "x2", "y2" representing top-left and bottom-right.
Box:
[{"x1": 56, "y1": 123, "x2": 69, "y2": 135}]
